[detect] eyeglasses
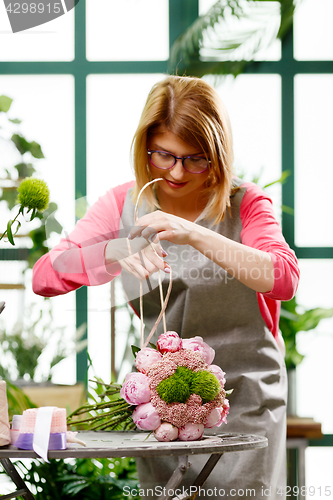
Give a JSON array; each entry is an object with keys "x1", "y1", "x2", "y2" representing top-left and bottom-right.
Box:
[{"x1": 147, "y1": 150, "x2": 210, "y2": 174}]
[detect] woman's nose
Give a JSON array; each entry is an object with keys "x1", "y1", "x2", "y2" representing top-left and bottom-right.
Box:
[{"x1": 170, "y1": 159, "x2": 186, "y2": 179}]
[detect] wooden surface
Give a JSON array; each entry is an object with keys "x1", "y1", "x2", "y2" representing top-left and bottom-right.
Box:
[{"x1": 287, "y1": 417, "x2": 323, "y2": 439}]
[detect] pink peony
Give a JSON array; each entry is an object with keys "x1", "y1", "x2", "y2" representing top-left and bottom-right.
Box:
[
  {"x1": 135, "y1": 348, "x2": 163, "y2": 374},
  {"x1": 209, "y1": 365, "x2": 226, "y2": 388},
  {"x1": 120, "y1": 372, "x2": 151, "y2": 405},
  {"x1": 204, "y1": 407, "x2": 223, "y2": 428},
  {"x1": 132, "y1": 402, "x2": 161, "y2": 430},
  {"x1": 220, "y1": 399, "x2": 230, "y2": 424},
  {"x1": 182, "y1": 336, "x2": 215, "y2": 364},
  {"x1": 157, "y1": 331, "x2": 182, "y2": 354},
  {"x1": 154, "y1": 422, "x2": 179, "y2": 442},
  {"x1": 178, "y1": 422, "x2": 204, "y2": 441}
]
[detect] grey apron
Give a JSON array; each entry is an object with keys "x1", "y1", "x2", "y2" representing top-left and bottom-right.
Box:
[{"x1": 120, "y1": 184, "x2": 287, "y2": 500}]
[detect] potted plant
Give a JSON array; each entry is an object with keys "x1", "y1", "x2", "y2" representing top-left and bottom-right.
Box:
[{"x1": 280, "y1": 297, "x2": 333, "y2": 415}]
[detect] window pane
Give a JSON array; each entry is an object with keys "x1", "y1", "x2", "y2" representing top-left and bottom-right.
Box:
[
  {"x1": 305, "y1": 448, "x2": 333, "y2": 491},
  {"x1": 86, "y1": 0, "x2": 169, "y2": 61},
  {"x1": 294, "y1": 0, "x2": 333, "y2": 61},
  {"x1": 209, "y1": 74, "x2": 282, "y2": 217},
  {"x1": 87, "y1": 73, "x2": 164, "y2": 203},
  {"x1": 294, "y1": 75, "x2": 333, "y2": 247},
  {"x1": 0, "y1": 76, "x2": 76, "y2": 384},
  {"x1": 296, "y1": 260, "x2": 333, "y2": 434},
  {"x1": 0, "y1": 3, "x2": 74, "y2": 61}
]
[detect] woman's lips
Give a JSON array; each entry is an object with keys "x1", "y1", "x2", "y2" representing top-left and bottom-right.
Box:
[{"x1": 165, "y1": 179, "x2": 188, "y2": 189}]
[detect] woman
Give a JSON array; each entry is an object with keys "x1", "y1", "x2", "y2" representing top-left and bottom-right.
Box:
[{"x1": 33, "y1": 75, "x2": 299, "y2": 499}]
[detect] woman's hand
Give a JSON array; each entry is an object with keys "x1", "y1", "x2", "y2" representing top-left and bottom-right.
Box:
[
  {"x1": 128, "y1": 211, "x2": 197, "y2": 246},
  {"x1": 105, "y1": 236, "x2": 170, "y2": 281},
  {"x1": 119, "y1": 241, "x2": 170, "y2": 280}
]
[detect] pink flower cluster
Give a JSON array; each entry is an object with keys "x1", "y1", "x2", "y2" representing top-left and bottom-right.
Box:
[{"x1": 120, "y1": 331, "x2": 229, "y2": 442}]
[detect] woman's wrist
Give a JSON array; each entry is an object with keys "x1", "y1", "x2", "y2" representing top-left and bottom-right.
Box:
[{"x1": 189, "y1": 226, "x2": 274, "y2": 293}]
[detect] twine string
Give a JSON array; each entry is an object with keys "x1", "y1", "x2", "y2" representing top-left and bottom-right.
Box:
[{"x1": 128, "y1": 178, "x2": 172, "y2": 349}]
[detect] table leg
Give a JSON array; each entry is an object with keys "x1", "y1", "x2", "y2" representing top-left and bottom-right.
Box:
[
  {"x1": 0, "y1": 458, "x2": 36, "y2": 500},
  {"x1": 157, "y1": 455, "x2": 191, "y2": 500},
  {"x1": 189, "y1": 453, "x2": 224, "y2": 500}
]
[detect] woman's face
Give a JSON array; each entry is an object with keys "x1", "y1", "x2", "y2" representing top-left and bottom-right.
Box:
[{"x1": 147, "y1": 130, "x2": 210, "y2": 209}]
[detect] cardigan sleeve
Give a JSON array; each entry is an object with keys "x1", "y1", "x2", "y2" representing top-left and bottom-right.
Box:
[
  {"x1": 32, "y1": 180, "x2": 135, "y2": 297},
  {"x1": 240, "y1": 181, "x2": 300, "y2": 338}
]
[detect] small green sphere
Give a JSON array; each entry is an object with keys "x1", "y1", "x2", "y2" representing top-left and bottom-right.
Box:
[
  {"x1": 157, "y1": 376, "x2": 190, "y2": 404},
  {"x1": 17, "y1": 178, "x2": 49, "y2": 212},
  {"x1": 190, "y1": 370, "x2": 220, "y2": 403}
]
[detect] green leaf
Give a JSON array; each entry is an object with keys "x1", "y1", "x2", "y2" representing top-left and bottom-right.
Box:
[
  {"x1": 14, "y1": 162, "x2": 36, "y2": 178},
  {"x1": 131, "y1": 345, "x2": 141, "y2": 358},
  {"x1": 7, "y1": 220, "x2": 15, "y2": 245},
  {"x1": 263, "y1": 170, "x2": 291, "y2": 188},
  {"x1": 9, "y1": 118, "x2": 21, "y2": 124},
  {"x1": 11, "y1": 134, "x2": 45, "y2": 158},
  {"x1": 168, "y1": 0, "x2": 295, "y2": 78},
  {"x1": 29, "y1": 140, "x2": 45, "y2": 159},
  {"x1": 11, "y1": 133, "x2": 31, "y2": 155},
  {"x1": 225, "y1": 388, "x2": 234, "y2": 396},
  {"x1": 0, "y1": 187, "x2": 18, "y2": 210},
  {"x1": 148, "y1": 342, "x2": 157, "y2": 350},
  {"x1": 0, "y1": 95, "x2": 13, "y2": 113}
]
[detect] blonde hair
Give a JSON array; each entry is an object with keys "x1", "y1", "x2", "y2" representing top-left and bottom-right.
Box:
[{"x1": 131, "y1": 75, "x2": 234, "y2": 224}]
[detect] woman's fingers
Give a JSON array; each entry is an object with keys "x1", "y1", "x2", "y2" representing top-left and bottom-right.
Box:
[{"x1": 119, "y1": 242, "x2": 170, "y2": 280}]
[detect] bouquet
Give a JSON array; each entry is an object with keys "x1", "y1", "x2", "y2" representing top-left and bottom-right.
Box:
[
  {"x1": 68, "y1": 332, "x2": 230, "y2": 443},
  {"x1": 121, "y1": 331, "x2": 230, "y2": 441}
]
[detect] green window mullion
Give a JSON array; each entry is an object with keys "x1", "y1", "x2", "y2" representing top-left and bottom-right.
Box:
[
  {"x1": 281, "y1": 29, "x2": 295, "y2": 250},
  {"x1": 75, "y1": 0, "x2": 88, "y2": 383}
]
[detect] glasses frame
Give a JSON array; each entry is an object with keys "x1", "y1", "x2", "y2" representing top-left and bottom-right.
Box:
[{"x1": 147, "y1": 149, "x2": 210, "y2": 174}]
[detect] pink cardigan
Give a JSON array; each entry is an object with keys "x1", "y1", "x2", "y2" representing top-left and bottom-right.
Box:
[{"x1": 32, "y1": 180, "x2": 300, "y2": 339}]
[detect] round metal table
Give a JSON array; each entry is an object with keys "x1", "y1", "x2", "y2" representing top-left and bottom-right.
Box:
[{"x1": 0, "y1": 431, "x2": 268, "y2": 500}]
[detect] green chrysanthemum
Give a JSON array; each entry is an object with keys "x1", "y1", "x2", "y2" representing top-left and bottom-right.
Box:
[
  {"x1": 156, "y1": 366, "x2": 220, "y2": 405},
  {"x1": 157, "y1": 376, "x2": 190, "y2": 404},
  {"x1": 190, "y1": 370, "x2": 220, "y2": 404},
  {"x1": 17, "y1": 177, "x2": 49, "y2": 212}
]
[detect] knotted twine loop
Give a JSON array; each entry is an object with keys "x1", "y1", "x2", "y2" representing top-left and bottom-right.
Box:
[{"x1": 126, "y1": 178, "x2": 173, "y2": 349}]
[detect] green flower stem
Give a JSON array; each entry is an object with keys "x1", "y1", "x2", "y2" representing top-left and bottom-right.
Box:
[
  {"x1": 68, "y1": 399, "x2": 128, "y2": 418},
  {"x1": 68, "y1": 403, "x2": 130, "y2": 426},
  {"x1": 0, "y1": 209, "x2": 20, "y2": 242},
  {"x1": 92, "y1": 413, "x2": 134, "y2": 431}
]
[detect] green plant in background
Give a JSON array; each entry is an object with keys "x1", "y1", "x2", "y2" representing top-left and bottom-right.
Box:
[
  {"x1": 5, "y1": 380, "x2": 36, "y2": 420},
  {"x1": 0, "y1": 457, "x2": 141, "y2": 500},
  {"x1": 0, "y1": 93, "x2": 62, "y2": 262},
  {"x1": 169, "y1": 0, "x2": 296, "y2": 77},
  {"x1": 280, "y1": 297, "x2": 333, "y2": 370},
  {"x1": 0, "y1": 300, "x2": 87, "y2": 382}
]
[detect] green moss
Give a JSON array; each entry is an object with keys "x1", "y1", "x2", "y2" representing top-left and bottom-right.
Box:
[
  {"x1": 174, "y1": 366, "x2": 193, "y2": 384},
  {"x1": 190, "y1": 371, "x2": 220, "y2": 403},
  {"x1": 157, "y1": 376, "x2": 190, "y2": 404}
]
